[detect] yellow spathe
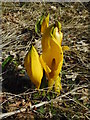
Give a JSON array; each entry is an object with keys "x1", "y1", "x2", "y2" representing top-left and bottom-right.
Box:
[
  {"x1": 40, "y1": 39, "x2": 63, "y2": 82},
  {"x1": 53, "y1": 27, "x2": 63, "y2": 45},
  {"x1": 41, "y1": 14, "x2": 49, "y2": 34},
  {"x1": 24, "y1": 46, "x2": 43, "y2": 89},
  {"x1": 41, "y1": 23, "x2": 63, "y2": 52},
  {"x1": 40, "y1": 20, "x2": 64, "y2": 93}
]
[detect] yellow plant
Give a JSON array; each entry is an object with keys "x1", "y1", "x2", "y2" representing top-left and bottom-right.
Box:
[
  {"x1": 54, "y1": 76, "x2": 62, "y2": 93},
  {"x1": 52, "y1": 21, "x2": 63, "y2": 45},
  {"x1": 40, "y1": 40, "x2": 63, "y2": 79},
  {"x1": 40, "y1": 16, "x2": 69, "y2": 93},
  {"x1": 40, "y1": 38, "x2": 63, "y2": 93},
  {"x1": 41, "y1": 14, "x2": 49, "y2": 34},
  {"x1": 24, "y1": 46, "x2": 43, "y2": 89},
  {"x1": 24, "y1": 14, "x2": 69, "y2": 94},
  {"x1": 41, "y1": 22, "x2": 63, "y2": 52}
]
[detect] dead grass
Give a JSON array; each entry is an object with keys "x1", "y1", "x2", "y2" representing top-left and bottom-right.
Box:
[{"x1": 1, "y1": 2, "x2": 90, "y2": 120}]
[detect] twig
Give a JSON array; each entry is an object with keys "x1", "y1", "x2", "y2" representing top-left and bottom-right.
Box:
[
  {"x1": 66, "y1": 97, "x2": 88, "y2": 110},
  {"x1": 0, "y1": 101, "x2": 48, "y2": 119},
  {"x1": 56, "y1": 85, "x2": 88, "y2": 100}
]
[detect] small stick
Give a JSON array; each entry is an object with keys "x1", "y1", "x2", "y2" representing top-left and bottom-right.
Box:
[{"x1": 0, "y1": 101, "x2": 48, "y2": 119}]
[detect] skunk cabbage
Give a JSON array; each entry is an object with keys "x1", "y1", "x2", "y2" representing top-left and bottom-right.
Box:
[{"x1": 24, "y1": 46, "x2": 43, "y2": 89}]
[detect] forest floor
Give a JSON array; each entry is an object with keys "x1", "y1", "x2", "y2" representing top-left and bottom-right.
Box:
[{"x1": 0, "y1": 2, "x2": 90, "y2": 120}]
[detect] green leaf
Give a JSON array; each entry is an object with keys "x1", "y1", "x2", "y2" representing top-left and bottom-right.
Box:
[
  {"x1": 42, "y1": 90, "x2": 46, "y2": 97},
  {"x1": 35, "y1": 14, "x2": 44, "y2": 35},
  {"x1": 37, "y1": 106, "x2": 45, "y2": 114},
  {"x1": 47, "y1": 93, "x2": 51, "y2": 100},
  {"x1": 2, "y1": 55, "x2": 13, "y2": 70}
]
